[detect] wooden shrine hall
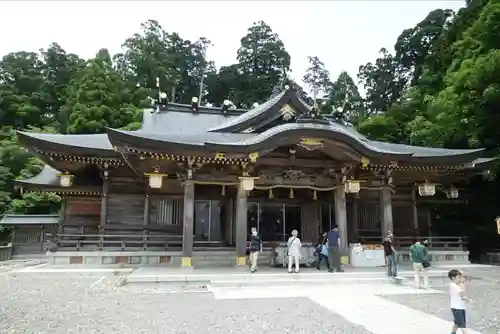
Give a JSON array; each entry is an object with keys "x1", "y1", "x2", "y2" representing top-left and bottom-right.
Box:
[{"x1": 14, "y1": 88, "x2": 495, "y2": 266}]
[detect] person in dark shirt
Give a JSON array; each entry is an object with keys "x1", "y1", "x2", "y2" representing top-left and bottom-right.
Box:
[
  {"x1": 383, "y1": 230, "x2": 397, "y2": 278},
  {"x1": 249, "y1": 227, "x2": 262, "y2": 273},
  {"x1": 327, "y1": 226, "x2": 343, "y2": 272}
]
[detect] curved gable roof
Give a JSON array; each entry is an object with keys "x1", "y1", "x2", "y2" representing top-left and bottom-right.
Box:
[{"x1": 207, "y1": 89, "x2": 310, "y2": 133}]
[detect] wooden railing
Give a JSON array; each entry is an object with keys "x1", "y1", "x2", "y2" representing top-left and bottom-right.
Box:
[
  {"x1": 358, "y1": 236, "x2": 468, "y2": 251},
  {"x1": 0, "y1": 243, "x2": 12, "y2": 261},
  {"x1": 50, "y1": 233, "x2": 183, "y2": 251}
]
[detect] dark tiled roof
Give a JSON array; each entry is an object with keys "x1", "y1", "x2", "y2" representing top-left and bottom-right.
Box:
[
  {"x1": 15, "y1": 165, "x2": 60, "y2": 187},
  {"x1": 207, "y1": 91, "x2": 288, "y2": 132},
  {"x1": 15, "y1": 87, "x2": 491, "y2": 166},
  {"x1": 1, "y1": 214, "x2": 59, "y2": 225},
  {"x1": 140, "y1": 109, "x2": 239, "y2": 133}
]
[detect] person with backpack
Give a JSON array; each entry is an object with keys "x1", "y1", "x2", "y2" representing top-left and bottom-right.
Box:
[
  {"x1": 409, "y1": 238, "x2": 430, "y2": 289},
  {"x1": 287, "y1": 229, "x2": 301, "y2": 273},
  {"x1": 316, "y1": 232, "x2": 329, "y2": 271}
]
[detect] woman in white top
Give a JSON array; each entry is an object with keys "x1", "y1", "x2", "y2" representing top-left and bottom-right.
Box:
[{"x1": 287, "y1": 229, "x2": 302, "y2": 273}]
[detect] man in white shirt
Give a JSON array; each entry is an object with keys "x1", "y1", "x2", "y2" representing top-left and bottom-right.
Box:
[{"x1": 448, "y1": 269, "x2": 472, "y2": 334}]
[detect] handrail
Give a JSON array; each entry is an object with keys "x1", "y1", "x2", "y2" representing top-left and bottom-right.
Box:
[
  {"x1": 357, "y1": 236, "x2": 468, "y2": 251},
  {"x1": 49, "y1": 233, "x2": 184, "y2": 251}
]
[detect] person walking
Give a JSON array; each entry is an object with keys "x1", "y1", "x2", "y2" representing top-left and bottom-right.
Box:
[
  {"x1": 249, "y1": 227, "x2": 262, "y2": 273},
  {"x1": 287, "y1": 229, "x2": 301, "y2": 273},
  {"x1": 383, "y1": 230, "x2": 397, "y2": 278},
  {"x1": 316, "y1": 232, "x2": 329, "y2": 270},
  {"x1": 409, "y1": 238, "x2": 429, "y2": 288},
  {"x1": 327, "y1": 226, "x2": 344, "y2": 272}
]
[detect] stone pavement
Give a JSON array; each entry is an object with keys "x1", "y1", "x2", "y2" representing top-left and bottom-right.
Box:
[
  {"x1": 208, "y1": 284, "x2": 482, "y2": 334},
  {"x1": 1, "y1": 262, "x2": 497, "y2": 333}
]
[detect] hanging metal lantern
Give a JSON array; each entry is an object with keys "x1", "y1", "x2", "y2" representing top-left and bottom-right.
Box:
[
  {"x1": 145, "y1": 172, "x2": 168, "y2": 189},
  {"x1": 418, "y1": 182, "x2": 436, "y2": 196},
  {"x1": 446, "y1": 187, "x2": 459, "y2": 199},
  {"x1": 239, "y1": 176, "x2": 259, "y2": 191},
  {"x1": 344, "y1": 180, "x2": 361, "y2": 194},
  {"x1": 57, "y1": 173, "x2": 74, "y2": 187}
]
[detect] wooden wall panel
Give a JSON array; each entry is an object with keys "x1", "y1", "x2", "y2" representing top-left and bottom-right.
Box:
[
  {"x1": 66, "y1": 198, "x2": 101, "y2": 215},
  {"x1": 107, "y1": 194, "x2": 144, "y2": 225},
  {"x1": 64, "y1": 197, "x2": 101, "y2": 233}
]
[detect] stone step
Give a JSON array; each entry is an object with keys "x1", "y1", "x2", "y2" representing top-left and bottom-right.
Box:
[
  {"x1": 209, "y1": 276, "x2": 403, "y2": 288},
  {"x1": 125, "y1": 269, "x2": 451, "y2": 285}
]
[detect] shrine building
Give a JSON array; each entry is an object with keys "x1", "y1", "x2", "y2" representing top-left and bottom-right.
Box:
[{"x1": 12, "y1": 88, "x2": 494, "y2": 266}]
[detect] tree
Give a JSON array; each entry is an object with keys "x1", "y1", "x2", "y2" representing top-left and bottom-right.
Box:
[
  {"x1": 65, "y1": 50, "x2": 146, "y2": 134},
  {"x1": 39, "y1": 43, "x2": 84, "y2": 133},
  {"x1": 358, "y1": 48, "x2": 407, "y2": 114},
  {"x1": 302, "y1": 56, "x2": 330, "y2": 104},
  {"x1": 0, "y1": 52, "x2": 45, "y2": 129},
  {"x1": 117, "y1": 20, "x2": 211, "y2": 104},
  {"x1": 394, "y1": 9, "x2": 454, "y2": 86},
  {"x1": 236, "y1": 21, "x2": 291, "y2": 106},
  {"x1": 323, "y1": 71, "x2": 364, "y2": 125}
]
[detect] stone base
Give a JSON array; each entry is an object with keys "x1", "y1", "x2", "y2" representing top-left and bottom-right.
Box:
[
  {"x1": 46, "y1": 251, "x2": 182, "y2": 266},
  {"x1": 399, "y1": 250, "x2": 470, "y2": 264},
  {"x1": 236, "y1": 256, "x2": 247, "y2": 266},
  {"x1": 181, "y1": 257, "x2": 192, "y2": 268},
  {"x1": 45, "y1": 250, "x2": 274, "y2": 268}
]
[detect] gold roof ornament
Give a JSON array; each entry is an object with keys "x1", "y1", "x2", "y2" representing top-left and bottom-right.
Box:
[{"x1": 279, "y1": 104, "x2": 296, "y2": 121}]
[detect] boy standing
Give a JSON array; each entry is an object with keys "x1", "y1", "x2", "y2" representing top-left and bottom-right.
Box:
[{"x1": 448, "y1": 269, "x2": 472, "y2": 334}]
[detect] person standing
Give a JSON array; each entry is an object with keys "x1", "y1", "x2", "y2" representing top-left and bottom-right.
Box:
[
  {"x1": 383, "y1": 230, "x2": 397, "y2": 278},
  {"x1": 448, "y1": 269, "x2": 472, "y2": 334},
  {"x1": 249, "y1": 227, "x2": 262, "y2": 273},
  {"x1": 409, "y1": 238, "x2": 429, "y2": 288},
  {"x1": 287, "y1": 229, "x2": 301, "y2": 273},
  {"x1": 327, "y1": 226, "x2": 344, "y2": 272}
]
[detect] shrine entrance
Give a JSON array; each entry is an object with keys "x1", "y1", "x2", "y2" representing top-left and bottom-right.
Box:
[{"x1": 245, "y1": 201, "x2": 302, "y2": 243}]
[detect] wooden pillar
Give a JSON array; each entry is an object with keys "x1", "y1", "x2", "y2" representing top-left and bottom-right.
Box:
[
  {"x1": 334, "y1": 186, "x2": 348, "y2": 250},
  {"x1": 100, "y1": 179, "x2": 109, "y2": 232},
  {"x1": 143, "y1": 193, "x2": 150, "y2": 226},
  {"x1": 181, "y1": 181, "x2": 194, "y2": 267},
  {"x1": 380, "y1": 187, "x2": 393, "y2": 237},
  {"x1": 411, "y1": 189, "x2": 419, "y2": 235},
  {"x1": 58, "y1": 197, "x2": 66, "y2": 234},
  {"x1": 235, "y1": 184, "x2": 248, "y2": 266},
  {"x1": 352, "y1": 197, "x2": 359, "y2": 242},
  {"x1": 224, "y1": 198, "x2": 234, "y2": 245}
]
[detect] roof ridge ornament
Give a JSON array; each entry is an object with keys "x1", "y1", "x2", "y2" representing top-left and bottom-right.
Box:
[{"x1": 296, "y1": 102, "x2": 329, "y2": 125}]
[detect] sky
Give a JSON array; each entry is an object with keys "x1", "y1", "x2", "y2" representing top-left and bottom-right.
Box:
[{"x1": 0, "y1": 0, "x2": 465, "y2": 86}]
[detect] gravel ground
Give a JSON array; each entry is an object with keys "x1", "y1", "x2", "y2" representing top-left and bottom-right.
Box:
[
  {"x1": 381, "y1": 273, "x2": 500, "y2": 334},
  {"x1": 0, "y1": 273, "x2": 373, "y2": 334}
]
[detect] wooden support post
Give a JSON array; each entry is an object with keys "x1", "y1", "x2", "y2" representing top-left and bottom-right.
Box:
[
  {"x1": 58, "y1": 198, "x2": 66, "y2": 234},
  {"x1": 181, "y1": 181, "x2": 194, "y2": 267},
  {"x1": 352, "y1": 197, "x2": 359, "y2": 243},
  {"x1": 100, "y1": 179, "x2": 109, "y2": 232},
  {"x1": 334, "y1": 187, "x2": 348, "y2": 250},
  {"x1": 143, "y1": 193, "x2": 150, "y2": 226},
  {"x1": 380, "y1": 187, "x2": 394, "y2": 237},
  {"x1": 235, "y1": 184, "x2": 248, "y2": 266},
  {"x1": 411, "y1": 189, "x2": 419, "y2": 235}
]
